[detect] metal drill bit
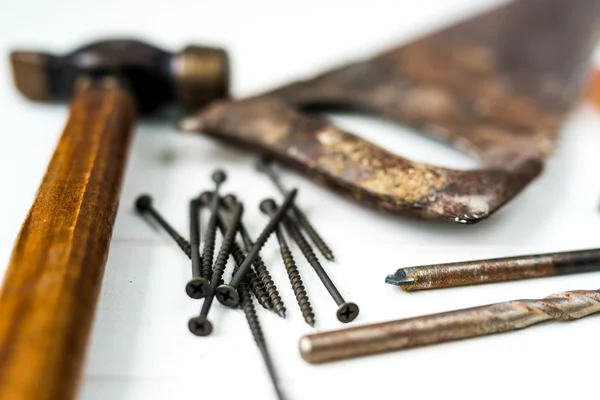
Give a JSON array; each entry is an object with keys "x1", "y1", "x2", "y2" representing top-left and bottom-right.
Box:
[
  {"x1": 200, "y1": 170, "x2": 227, "y2": 281},
  {"x1": 135, "y1": 194, "x2": 190, "y2": 255},
  {"x1": 186, "y1": 198, "x2": 208, "y2": 299},
  {"x1": 300, "y1": 287, "x2": 600, "y2": 364},
  {"x1": 222, "y1": 195, "x2": 286, "y2": 318},
  {"x1": 256, "y1": 157, "x2": 335, "y2": 262},
  {"x1": 386, "y1": 248, "x2": 600, "y2": 291},
  {"x1": 198, "y1": 191, "x2": 272, "y2": 310},
  {"x1": 238, "y1": 279, "x2": 286, "y2": 400},
  {"x1": 189, "y1": 202, "x2": 243, "y2": 336},
  {"x1": 215, "y1": 189, "x2": 298, "y2": 307},
  {"x1": 261, "y1": 200, "x2": 315, "y2": 327},
  {"x1": 281, "y1": 208, "x2": 358, "y2": 323}
]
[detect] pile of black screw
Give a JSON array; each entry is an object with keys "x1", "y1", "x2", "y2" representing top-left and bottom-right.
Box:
[{"x1": 134, "y1": 159, "x2": 359, "y2": 400}]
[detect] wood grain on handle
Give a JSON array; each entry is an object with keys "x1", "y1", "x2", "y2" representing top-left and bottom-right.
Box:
[{"x1": 0, "y1": 87, "x2": 137, "y2": 400}]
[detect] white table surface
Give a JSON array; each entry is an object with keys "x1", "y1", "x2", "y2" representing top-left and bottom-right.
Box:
[{"x1": 2, "y1": 0, "x2": 600, "y2": 399}]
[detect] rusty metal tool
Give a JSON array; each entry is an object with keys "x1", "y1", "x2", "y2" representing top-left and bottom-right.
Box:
[
  {"x1": 0, "y1": 38, "x2": 229, "y2": 400},
  {"x1": 256, "y1": 157, "x2": 335, "y2": 261},
  {"x1": 300, "y1": 287, "x2": 600, "y2": 363},
  {"x1": 215, "y1": 189, "x2": 298, "y2": 307},
  {"x1": 180, "y1": 0, "x2": 600, "y2": 224},
  {"x1": 386, "y1": 248, "x2": 600, "y2": 291}
]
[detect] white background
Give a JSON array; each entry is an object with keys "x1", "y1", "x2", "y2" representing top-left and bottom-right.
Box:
[{"x1": 1, "y1": 0, "x2": 600, "y2": 399}]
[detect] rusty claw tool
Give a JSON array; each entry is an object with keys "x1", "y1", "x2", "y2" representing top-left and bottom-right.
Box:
[{"x1": 181, "y1": 0, "x2": 600, "y2": 224}]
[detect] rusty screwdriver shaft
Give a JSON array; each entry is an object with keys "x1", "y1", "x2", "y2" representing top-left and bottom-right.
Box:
[
  {"x1": 300, "y1": 287, "x2": 600, "y2": 364},
  {"x1": 386, "y1": 248, "x2": 600, "y2": 291}
]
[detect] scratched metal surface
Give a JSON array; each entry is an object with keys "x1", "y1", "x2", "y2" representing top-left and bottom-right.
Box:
[{"x1": 1, "y1": 1, "x2": 600, "y2": 399}]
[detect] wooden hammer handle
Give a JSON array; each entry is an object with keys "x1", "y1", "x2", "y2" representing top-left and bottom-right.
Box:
[{"x1": 0, "y1": 87, "x2": 137, "y2": 400}]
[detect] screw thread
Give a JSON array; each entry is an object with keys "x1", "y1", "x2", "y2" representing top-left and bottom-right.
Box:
[
  {"x1": 281, "y1": 244, "x2": 315, "y2": 326},
  {"x1": 247, "y1": 268, "x2": 273, "y2": 311},
  {"x1": 201, "y1": 225, "x2": 217, "y2": 281},
  {"x1": 182, "y1": 242, "x2": 192, "y2": 259},
  {"x1": 244, "y1": 237, "x2": 286, "y2": 318},
  {"x1": 239, "y1": 280, "x2": 264, "y2": 346},
  {"x1": 293, "y1": 206, "x2": 335, "y2": 261},
  {"x1": 212, "y1": 231, "x2": 235, "y2": 282},
  {"x1": 287, "y1": 219, "x2": 319, "y2": 268},
  {"x1": 176, "y1": 237, "x2": 193, "y2": 259},
  {"x1": 230, "y1": 241, "x2": 272, "y2": 310}
]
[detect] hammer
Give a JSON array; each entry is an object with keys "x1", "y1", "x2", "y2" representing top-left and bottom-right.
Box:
[{"x1": 0, "y1": 39, "x2": 229, "y2": 400}]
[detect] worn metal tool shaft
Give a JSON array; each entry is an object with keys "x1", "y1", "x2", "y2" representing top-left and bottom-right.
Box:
[
  {"x1": 300, "y1": 288, "x2": 600, "y2": 364},
  {"x1": 386, "y1": 248, "x2": 600, "y2": 291}
]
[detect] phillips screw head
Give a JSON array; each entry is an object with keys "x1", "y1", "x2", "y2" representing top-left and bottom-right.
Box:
[
  {"x1": 188, "y1": 315, "x2": 213, "y2": 337},
  {"x1": 215, "y1": 284, "x2": 240, "y2": 307},
  {"x1": 336, "y1": 302, "x2": 360, "y2": 323},
  {"x1": 185, "y1": 277, "x2": 209, "y2": 299}
]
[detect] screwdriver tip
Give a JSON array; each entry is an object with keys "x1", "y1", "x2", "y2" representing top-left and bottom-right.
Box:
[{"x1": 385, "y1": 269, "x2": 414, "y2": 286}]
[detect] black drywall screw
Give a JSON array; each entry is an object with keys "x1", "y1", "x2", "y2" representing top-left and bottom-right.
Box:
[
  {"x1": 200, "y1": 170, "x2": 227, "y2": 281},
  {"x1": 256, "y1": 157, "x2": 335, "y2": 262},
  {"x1": 186, "y1": 198, "x2": 208, "y2": 299},
  {"x1": 238, "y1": 279, "x2": 285, "y2": 400},
  {"x1": 198, "y1": 192, "x2": 272, "y2": 310},
  {"x1": 188, "y1": 202, "x2": 243, "y2": 337},
  {"x1": 261, "y1": 200, "x2": 315, "y2": 327},
  {"x1": 215, "y1": 189, "x2": 298, "y2": 307},
  {"x1": 135, "y1": 194, "x2": 190, "y2": 255},
  {"x1": 281, "y1": 209, "x2": 359, "y2": 323},
  {"x1": 223, "y1": 195, "x2": 286, "y2": 318}
]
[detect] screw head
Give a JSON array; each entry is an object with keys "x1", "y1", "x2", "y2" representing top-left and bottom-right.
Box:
[
  {"x1": 336, "y1": 302, "x2": 359, "y2": 323},
  {"x1": 222, "y1": 194, "x2": 237, "y2": 209},
  {"x1": 188, "y1": 316, "x2": 213, "y2": 337},
  {"x1": 185, "y1": 277, "x2": 209, "y2": 299},
  {"x1": 259, "y1": 199, "x2": 277, "y2": 214},
  {"x1": 135, "y1": 194, "x2": 153, "y2": 213},
  {"x1": 198, "y1": 191, "x2": 213, "y2": 205},
  {"x1": 212, "y1": 169, "x2": 227, "y2": 184},
  {"x1": 215, "y1": 285, "x2": 239, "y2": 307}
]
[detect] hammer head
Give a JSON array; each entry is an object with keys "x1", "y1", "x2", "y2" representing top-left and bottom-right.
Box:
[{"x1": 9, "y1": 39, "x2": 230, "y2": 113}]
